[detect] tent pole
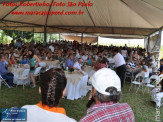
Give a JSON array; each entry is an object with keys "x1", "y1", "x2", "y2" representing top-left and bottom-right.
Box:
[
  {"x1": 59, "y1": 33, "x2": 61, "y2": 41},
  {"x1": 156, "y1": 29, "x2": 162, "y2": 65},
  {"x1": 97, "y1": 36, "x2": 99, "y2": 46},
  {"x1": 147, "y1": 36, "x2": 150, "y2": 53},
  {"x1": 81, "y1": 33, "x2": 83, "y2": 44},
  {"x1": 32, "y1": 28, "x2": 34, "y2": 43},
  {"x1": 44, "y1": 26, "x2": 47, "y2": 43}
]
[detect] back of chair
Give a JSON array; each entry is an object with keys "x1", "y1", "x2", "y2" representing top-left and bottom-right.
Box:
[
  {"x1": 34, "y1": 67, "x2": 42, "y2": 75},
  {"x1": 0, "y1": 75, "x2": 4, "y2": 81},
  {"x1": 39, "y1": 62, "x2": 46, "y2": 68},
  {"x1": 159, "y1": 74, "x2": 163, "y2": 81},
  {"x1": 22, "y1": 69, "x2": 30, "y2": 78},
  {"x1": 134, "y1": 72, "x2": 146, "y2": 83},
  {"x1": 150, "y1": 75, "x2": 159, "y2": 81},
  {"x1": 136, "y1": 72, "x2": 145, "y2": 78}
]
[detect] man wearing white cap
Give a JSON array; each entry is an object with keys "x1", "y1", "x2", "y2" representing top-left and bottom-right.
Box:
[{"x1": 80, "y1": 68, "x2": 135, "y2": 122}]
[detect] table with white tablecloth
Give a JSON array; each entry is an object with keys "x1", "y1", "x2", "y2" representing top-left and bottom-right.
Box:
[
  {"x1": 43, "y1": 60, "x2": 60, "y2": 68},
  {"x1": 8, "y1": 65, "x2": 30, "y2": 85},
  {"x1": 83, "y1": 66, "x2": 96, "y2": 78},
  {"x1": 64, "y1": 71, "x2": 88, "y2": 100}
]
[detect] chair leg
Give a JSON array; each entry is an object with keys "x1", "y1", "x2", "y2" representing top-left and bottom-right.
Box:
[
  {"x1": 143, "y1": 86, "x2": 146, "y2": 95},
  {"x1": 3, "y1": 80, "x2": 11, "y2": 88},
  {"x1": 23, "y1": 84, "x2": 24, "y2": 89},
  {"x1": 142, "y1": 85, "x2": 144, "y2": 93},
  {"x1": 129, "y1": 84, "x2": 133, "y2": 91},
  {"x1": 134, "y1": 84, "x2": 136, "y2": 89},
  {"x1": 148, "y1": 87, "x2": 150, "y2": 93},
  {"x1": 136, "y1": 85, "x2": 141, "y2": 94}
]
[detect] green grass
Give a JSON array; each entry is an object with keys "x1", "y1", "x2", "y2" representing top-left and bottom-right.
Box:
[{"x1": 0, "y1": 82, "x2": 163, "y2": 122}]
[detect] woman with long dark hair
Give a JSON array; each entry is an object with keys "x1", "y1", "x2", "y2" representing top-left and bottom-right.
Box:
[
  {"x1": 22, "y1": 68, "x2": 76, "y2": 122},
  {"x1": 28, "y1": 49, "x2": 40, "y2": 88}
]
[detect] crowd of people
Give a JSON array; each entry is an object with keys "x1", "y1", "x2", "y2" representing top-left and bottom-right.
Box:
[{"x1": 0, "y1": 39, "x2": 163, "y2": 121}]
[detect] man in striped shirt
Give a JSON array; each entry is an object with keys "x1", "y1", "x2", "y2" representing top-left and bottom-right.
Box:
[{"x1": 127, "y1": 58, "x2": 137, "y2": 69}]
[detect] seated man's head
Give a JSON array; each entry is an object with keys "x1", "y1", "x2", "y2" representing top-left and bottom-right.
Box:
[
  {"x1": 141, "y1": 59, "x2": 147, "y2": 65},
  {"x1": 39, "y1": 68, "x2": 67, "y2": 107},
  {"x1": 132, "y1": 57, "x2": 137, "y2": 63},
  {"x1": 78, "y1": 58, "x2": 83, "y2": 64},
  {"x1": 69, "y1": 54, "x2": 74, "y2": 60},
  {"x1": 90, "y1": 68, "x2": 121, "y2": 103},
  {"x1": 148, "y1": 59, "x2": 153, "y2": 65}
]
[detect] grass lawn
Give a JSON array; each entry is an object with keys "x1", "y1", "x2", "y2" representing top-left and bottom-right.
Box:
[{"x1": 0, "y1": 81, "x2": 163, "y2": 122}]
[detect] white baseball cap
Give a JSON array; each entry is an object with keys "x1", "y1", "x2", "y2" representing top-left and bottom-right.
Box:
[{"x1": 90, "y1": 68, "x2": 121, "y2": 95}]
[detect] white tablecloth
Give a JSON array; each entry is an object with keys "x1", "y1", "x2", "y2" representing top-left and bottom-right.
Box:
[
  {"x1": 65, "y1": 71, "x2": 88, "y2": 100},
  {"x1": 83, "y1": 66, "x2": 96, "y2": 78},
  {"x1": 43, "y1": 60, "x2": 60, "y2": 68},
  {"x1": 8, "y1": 65, "x2": 30, "y2": 85}
]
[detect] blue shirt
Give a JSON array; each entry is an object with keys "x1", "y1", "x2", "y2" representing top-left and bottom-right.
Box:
[
  {"x1": 20, "y1": 58, "x2": 29, "y2": 64},
  {"x1": 3, "y1": 60, "x2": 9, "y2": 67},
  {"x1": 65, "y1": 58, "x2": 74, "y2": 68},
  {"x1": 87, "y1": 59, "x2": 92, "y2": 65},
  {"x1": 0, "y1": 61, "x2": 7, "y2": 76}
]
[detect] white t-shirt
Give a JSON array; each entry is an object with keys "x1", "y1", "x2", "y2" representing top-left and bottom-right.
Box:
[
  {"x1": 75, "y1": 53, "x2": 80, "y2": 59},
  {"x1": 49, "y1": 45, "x2": 54, "y2": 52},
  {"x1": 121, "y1": 50, "x2": 127, "y2": 57},
  {"x1": 82, "y1": 55, "x2": 88, "y2": 61},
  {"x1": 21, "y1": 105, "x2": 76, "y2": 122},
  {"x1": 73, "y1": 62, "x2": 82, "y2": 71},
  {"x1": 95, "y1": 55, "x2": 98, "y2": 61},
  {"x1": 112, "y1": 53, "x2": 126, "y2": 68}
]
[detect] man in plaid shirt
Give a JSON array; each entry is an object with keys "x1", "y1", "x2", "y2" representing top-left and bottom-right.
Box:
[{"x1": 80, "y1": 68, "x2": 135, "y2": 122}]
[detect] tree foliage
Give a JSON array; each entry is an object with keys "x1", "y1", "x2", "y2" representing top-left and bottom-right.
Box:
[{"x1": 0, "y1": 29, "x2": 64, "y2": 44}]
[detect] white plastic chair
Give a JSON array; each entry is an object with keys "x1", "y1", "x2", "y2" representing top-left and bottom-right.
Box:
[
  {"x1": 129, "y1": 72, "x2": 146, "y2": 94},
  {"x1": 144, "y1": 75, "x2": 159, "y2": 94},
  {"x1": 158, "y1": 74, "x2": 163, "y2": 81},
  {"x1": 0, "y1": 75, "x2": 11, "y2": 89},
  {"x1": 34, "y1": 67, "x2": 42, "y2": 80},
  {"x1": 125, "y1": 70, "x2": 134, "y2": 83},
  {"x1": 17, "y1": 69, "x2": 30, "y2": 89},
  {"x1": 39, "y1": 62, "x2": 46, "y2": 68}
]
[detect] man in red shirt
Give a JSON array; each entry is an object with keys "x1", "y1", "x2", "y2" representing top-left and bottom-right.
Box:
[{"x1": 80, "y1": 68, "x2": 135, "y2": 122}]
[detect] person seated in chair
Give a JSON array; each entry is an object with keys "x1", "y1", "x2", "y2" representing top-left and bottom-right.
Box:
[
  {"x1": 73, "y1": 58, "x2": 83, "y2": 71},
  {"x1": 80, "y1": 68, "x2": 135, "y2": 122},
  {"x1": 127, "y1": 57, "x2": 137, "y2": 70},
  {"x1": 65, "y1": 54, "x2": 74, "y2": 69},
  {"x1": 148, "y1": 59, "x2": 157, "y2": 77},
  {"x1": 140, "y1": 59, "x2": 149, "y2": 79},
  {"x1": 20, "y1": 55, "x2": 29, "y2": 64},
  {"x1": 0, "y1": 54, "x2": 14, "y2": 87},
  {"x1": 21, "y1": 68, "x2": 76, "y2": 122}
]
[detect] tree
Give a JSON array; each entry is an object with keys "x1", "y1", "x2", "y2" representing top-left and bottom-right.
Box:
[
  {"x1": 0, "y1": 30, "x2": 12, "y2": 44},
  {"x1": 3, "y1": 30, "x2": 33, "y2": 42}
]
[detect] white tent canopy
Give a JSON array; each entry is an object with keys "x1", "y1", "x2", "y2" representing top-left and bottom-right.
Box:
[{"x1": 0, "y1": 0, "x2": 163, "y2": 37}]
